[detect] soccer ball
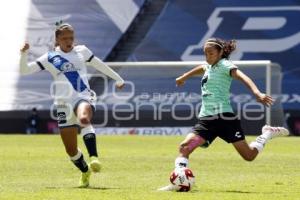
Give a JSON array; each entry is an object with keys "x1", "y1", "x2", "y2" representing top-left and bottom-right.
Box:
[{"x1": 169, "y1": 167, "x2": 195, "y2": 192}]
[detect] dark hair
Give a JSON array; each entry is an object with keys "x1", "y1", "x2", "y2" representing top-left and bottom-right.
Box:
[{"x1": 205, "y1": 38, "x2": 236, "y2": 59}]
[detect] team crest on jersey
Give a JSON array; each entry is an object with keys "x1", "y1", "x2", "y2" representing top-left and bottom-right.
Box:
[
  {"x1": 61, "y1": 62, "x2": 76, "y2": 72},
  {"x1": 48, "y1": 52, "x2": 78, "y2": 73}
]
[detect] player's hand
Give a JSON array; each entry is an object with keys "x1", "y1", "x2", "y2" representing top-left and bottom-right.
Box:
[
  {"x1": 20, "y1": 43, "x2": 30, "y2": 53},
  {"x1": 116, "y1": 82, "x2": 125, "y2": 90},
  {"x1": 176, "y1": 76, "x2": 186, "y2": 87},
  {"x1": 255, "y1": 92, "x2": 274, "y2": 107}
]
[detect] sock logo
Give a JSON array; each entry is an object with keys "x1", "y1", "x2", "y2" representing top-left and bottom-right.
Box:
[
  {"x1": 84, "y1": 133, "x2": 95, "y2": 139},
  {"x1": 179, "y1": 163, "x2": 187, "y2": 167},
  {"x1": 181, "y1": 6, "x2": 300, "y2": 61}
]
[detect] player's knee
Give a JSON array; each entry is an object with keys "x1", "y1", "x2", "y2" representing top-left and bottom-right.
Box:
[
  {"x1": 242, "y1": 154, "x2": 255, "y2": 162},
  {"x1": 243, "y1": 157, "x2": 255, "y2": 162},
  {"x1": 77, "y1": 107, "x2": 92, "y2": 126},
  {"x1": 179, "y1": 143, "x2": 191, "y2": 156},
  {"x1": 79, "y1": 116, "x2": 90, "y2": 126}
]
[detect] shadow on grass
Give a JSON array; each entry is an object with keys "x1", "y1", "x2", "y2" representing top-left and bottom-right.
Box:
[
  {"x1": 156, "y1": 189, "x2": 258, "y2": 194},
  {"x1": 46, "y1": 186, "x2": 121, "y2": 190},
  {"x1": 223, "y1": 190, "x2": 256, "y2": 194},
  {"x1": 81, "y1": 186, "x2": 121, "y2": 190},
  {"x1": 214, "y1": 190, "x2": 279, "y2": 194}
]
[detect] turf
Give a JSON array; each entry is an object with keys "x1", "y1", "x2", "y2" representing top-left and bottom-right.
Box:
[{"x1": 0, "y1": 135, "x2": 299, "y2": 200}]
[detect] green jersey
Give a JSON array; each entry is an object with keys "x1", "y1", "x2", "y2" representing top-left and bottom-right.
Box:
[{"x1": 199, "y1": 58, "x2": 237, "y2": 117}]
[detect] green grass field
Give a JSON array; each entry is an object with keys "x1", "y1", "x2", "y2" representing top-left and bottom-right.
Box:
[{"x1": 0, "y1": 135, "x2": 299, "y2": 200}]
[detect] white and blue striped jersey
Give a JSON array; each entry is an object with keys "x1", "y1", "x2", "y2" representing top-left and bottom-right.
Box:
[
  {"x1": 20, "y1": 45, "x2": 124, "y2": 105},
  {"x1": 36, "y1": 45, "x2": 93, "y2": 101}
]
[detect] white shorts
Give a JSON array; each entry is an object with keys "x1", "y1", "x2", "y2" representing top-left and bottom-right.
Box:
[{"x1": 56, "y1": 90, "x2": 97, "y2": 128}]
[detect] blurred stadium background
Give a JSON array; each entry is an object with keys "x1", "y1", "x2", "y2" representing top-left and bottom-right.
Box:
[{"x1": 0, "y1": 0, "x2": 299, "y2": 135}]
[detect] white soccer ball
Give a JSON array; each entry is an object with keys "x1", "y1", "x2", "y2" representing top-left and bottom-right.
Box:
[{"x1": 169, "y1": 167, "x2": 195, "y2": 192}]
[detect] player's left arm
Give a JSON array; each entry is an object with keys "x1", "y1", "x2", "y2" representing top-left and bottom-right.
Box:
[
  {"x1": 231, "y1": 68, "x2": 274, "y2": 107},
  {"x1": 88, "y1": 56, "x2": 125, "y2": 89},
  {"x1": 81, "y1": 45, "x2": 125, "y2": 89}
]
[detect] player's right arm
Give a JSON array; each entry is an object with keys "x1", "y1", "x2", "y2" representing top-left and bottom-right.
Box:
[
  {"x1": 176, "y1": 65, "x2": 206, "y2": 87},
  {"x1": 19, "y1": 43, "x2": 44, "y2": 75}
]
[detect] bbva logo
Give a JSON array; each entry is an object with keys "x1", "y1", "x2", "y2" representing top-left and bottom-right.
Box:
[{"x1": 181, "y1": 6, "x2": 300, "y2": 61}]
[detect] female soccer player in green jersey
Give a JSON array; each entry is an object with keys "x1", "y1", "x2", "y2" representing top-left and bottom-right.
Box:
[{"x1": 159, "y1": 38, "x2": 289, "y2": 191}]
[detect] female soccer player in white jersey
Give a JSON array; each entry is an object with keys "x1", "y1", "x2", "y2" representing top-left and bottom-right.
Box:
[
  {"x1": 19, "y1": 22, "x2": 125, "y2": 188},
  {"x1": 158, "y1": 38, "x2": 289, "y2": 191}
]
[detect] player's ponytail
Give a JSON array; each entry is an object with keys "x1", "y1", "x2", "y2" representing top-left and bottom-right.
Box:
[
  {"x1": 205, "y1": 38, "x2": 236, "y2": 59},
  {"x1": 222, "y1": 39, "x2": 236, "y2": 59}
]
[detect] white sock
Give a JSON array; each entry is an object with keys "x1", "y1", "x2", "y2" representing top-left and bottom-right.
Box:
[
  {"x1": 249, "y1": 141, "x2": 264, "y2": 153},
  {"x1": 249, "y1": 135, "x2": 269, "y2": 153},
  {"x1": 70, "y1": 149, "x2": 82, "y2": 161},
  {"x1": 249, "y1": 127, "x2": 275, "y2": 153},
  {"x1": 261, "y1": 130, "x2": 272, "y2": 141},
  {"x1": 174, "y1": 157, "x2": 189, "y2": 168}
]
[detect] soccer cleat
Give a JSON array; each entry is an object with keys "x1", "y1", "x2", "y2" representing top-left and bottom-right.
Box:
[
  {"x1": 262, "y1": 125, "x2": 289, "y2": 139},
  {"x1": 157, "y1": 184, "x2": 179, "y2": 191},
  {"x1": 90, "y1": 156, "x2": 101, "y2": 173},
  {"x1": 79, "y1": 168, "x2": 91, "y2": 188}
]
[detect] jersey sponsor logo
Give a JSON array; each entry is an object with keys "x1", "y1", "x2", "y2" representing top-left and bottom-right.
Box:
[
  {"x1": 48, "y1": 53, "x2": 79, "y2": 73},
  {"x1": 48, "y1": 52, "x2": 87, "y2": 92},
  {"x1": 181, "y1": 6, "x2": 300, "y2": 61}
]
